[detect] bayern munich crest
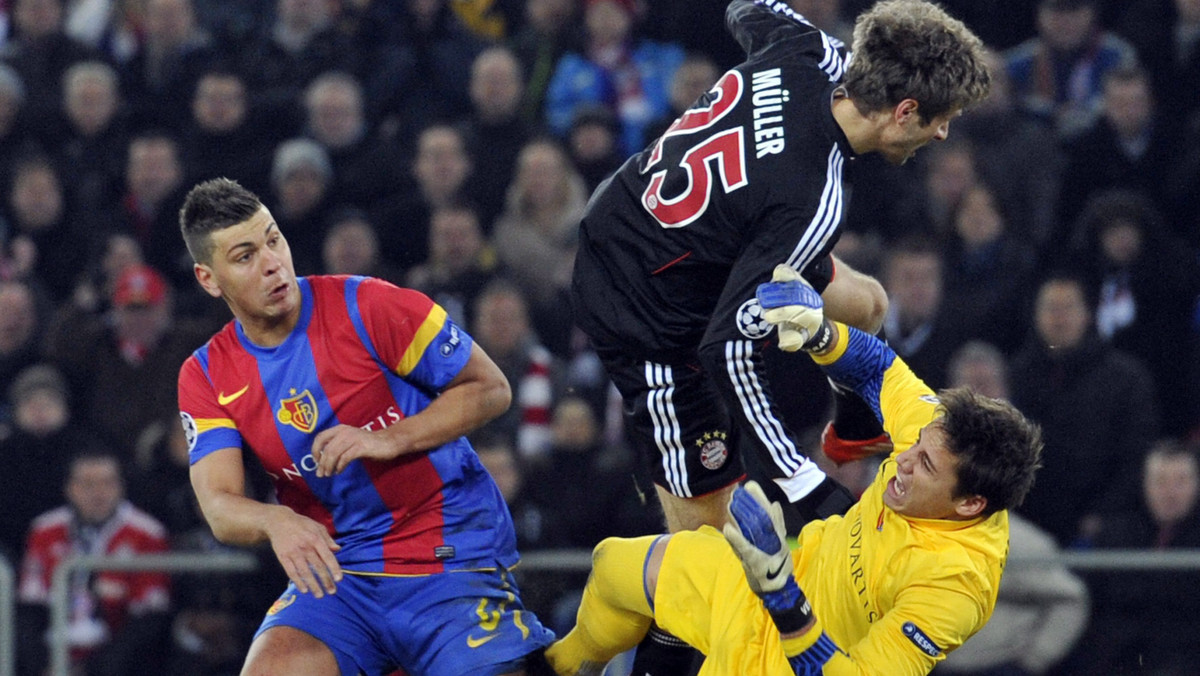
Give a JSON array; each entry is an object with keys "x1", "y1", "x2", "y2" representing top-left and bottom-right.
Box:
[
  {"x1": 696, "y1": 430, "x2": 729, "y2": 470},
  {"x1": 736, "y1": 298, "x2": 775, "y2": 340}
]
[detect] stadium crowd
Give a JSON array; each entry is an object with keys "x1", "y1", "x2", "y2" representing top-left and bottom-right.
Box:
[{"x1": 0, "y1": 0, "x2": 1197, "y2": 674}]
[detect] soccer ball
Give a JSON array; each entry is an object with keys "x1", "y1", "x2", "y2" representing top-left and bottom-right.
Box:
[{"x1": 736, "y1": 298, "x2": 775, "y2": 340}]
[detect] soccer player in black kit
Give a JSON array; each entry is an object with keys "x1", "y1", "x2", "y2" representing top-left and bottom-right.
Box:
[{"x1": 573, "y1": 0, "x2": 990, "y2": 553}]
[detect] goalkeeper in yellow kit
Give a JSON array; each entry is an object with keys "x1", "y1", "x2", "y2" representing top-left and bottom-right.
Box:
[{"x1": 545, "y1": 269, "x2": 1044, "y2": 675}]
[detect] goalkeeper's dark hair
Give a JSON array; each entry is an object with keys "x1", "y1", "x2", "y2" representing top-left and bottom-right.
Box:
[
  {"x1": 179, "y1": 177, "x2": 264, "y2": 265},
  {"x1": 937, "y1": 387, "x2": 1042, "y2": 516},
  {"x1": 844, "y1": 0, "x2": 991, "y2": 124}
]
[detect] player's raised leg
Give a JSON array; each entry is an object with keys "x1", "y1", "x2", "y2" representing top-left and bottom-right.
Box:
[{"x1": 820, "y1": 255, "x2": 893, "y2": 461}]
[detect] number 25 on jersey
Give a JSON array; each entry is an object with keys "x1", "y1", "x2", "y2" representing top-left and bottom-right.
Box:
[{"x1": 641, "y1": 71, "x2": 748, "y2": 228}]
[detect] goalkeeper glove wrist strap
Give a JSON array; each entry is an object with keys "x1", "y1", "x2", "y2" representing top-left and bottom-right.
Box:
[
  {"x1": 800, "y1": 319, "x2": 834, "y2": 353},
  {"x1": 763, "y1": 578, "x2": 814, "y2": 635}
]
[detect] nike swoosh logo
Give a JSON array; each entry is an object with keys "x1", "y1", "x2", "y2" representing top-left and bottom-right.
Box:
[
  {"x1": 466, "y1": 633, "x2": 498, "y2": 648},
  {"x1": 217, "y1": 385, "x2": 250, "y2": 406},
  {"x1": 767, "y1": 558, "x2": 787, "y2": 580}
]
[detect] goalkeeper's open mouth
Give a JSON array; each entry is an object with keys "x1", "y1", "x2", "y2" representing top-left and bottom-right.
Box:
[{"x1": 887, "y1": 476, "x2": 907, "y2": 501}]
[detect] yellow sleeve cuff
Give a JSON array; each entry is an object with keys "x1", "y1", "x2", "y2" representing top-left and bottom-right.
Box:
[
  {"x1": 779, "y1": 617, "x2": 826, "y2": 657},
  {"x1": 809, "y1": 321, "x2": 850, "y2": 366}
]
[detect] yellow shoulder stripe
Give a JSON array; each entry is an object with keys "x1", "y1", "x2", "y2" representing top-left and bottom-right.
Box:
[
  {"x1": 396, "y1": 304, "x2": 448, "y2": 376},
  {"x1": 195, "y1": 418, "x2": 237, "y2": 434}
]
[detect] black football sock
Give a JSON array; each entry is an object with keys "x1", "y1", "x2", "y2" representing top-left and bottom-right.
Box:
[
  {"x1": 830, "y1": 382, "x2": 885, "y2": 441},
  {"x1": 629, "y1": 624, "x2": 699, "y2": 676}
]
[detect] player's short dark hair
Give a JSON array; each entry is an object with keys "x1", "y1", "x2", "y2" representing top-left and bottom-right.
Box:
[
  {"x1": 844, "y1": 0, "x2": 990, "y2": 123},
  {"x1": 179, "y1": 178, "x2": 263, "y2": 265},
  {"x1": 937, "y1": 387, "x2": 1042, "y2": 516}
]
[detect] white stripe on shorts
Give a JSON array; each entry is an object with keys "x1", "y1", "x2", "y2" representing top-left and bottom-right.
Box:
[
  {"x1": 644, "y1": 361, "x2": 691, "y2": 498},
  {"x1": 725, "y1": 339, "x2": 805, "y2": 476}
]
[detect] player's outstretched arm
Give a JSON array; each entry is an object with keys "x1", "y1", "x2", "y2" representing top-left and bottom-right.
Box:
[
  {"x1": 191, "y1": 447, "x2": 342, "y2": 597},
  {"x1": 312, "y1": 343, "x2": 512, "y2": 476},
  {"x1": 724, "y1": 481, "x2": 838, "y2": 675}
]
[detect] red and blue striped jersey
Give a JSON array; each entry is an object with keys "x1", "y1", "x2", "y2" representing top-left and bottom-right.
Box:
[{"x1": 178, "y1": 275, "x2": 518, "y2": 575}]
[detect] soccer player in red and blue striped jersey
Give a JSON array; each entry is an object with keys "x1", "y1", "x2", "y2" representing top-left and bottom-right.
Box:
[{"x1": 177, "y1": 178, "x2": 553, "y2": 676}]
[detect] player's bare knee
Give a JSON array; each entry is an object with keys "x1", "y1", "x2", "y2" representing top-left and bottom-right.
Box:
[{"x1": 862, "y1": 277, "x2": 888, "y2": 334}]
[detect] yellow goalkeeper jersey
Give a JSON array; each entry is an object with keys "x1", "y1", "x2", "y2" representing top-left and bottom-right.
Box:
[{"x1": 655, "y1": 324, "x2": 1009, "y2": 675}]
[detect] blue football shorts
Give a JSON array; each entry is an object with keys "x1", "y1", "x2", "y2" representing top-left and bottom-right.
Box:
[{"x1": 254, "y1": 563, "x2": 555, "y2": 676}]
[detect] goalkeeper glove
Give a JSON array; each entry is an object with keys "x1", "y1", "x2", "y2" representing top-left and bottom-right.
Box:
[
  {"x1": 723, "y1": 481, "x2": 815, "y2": 634},
  {"x1": 756, "y1": 265, "x2": 830, "y2": 352}
]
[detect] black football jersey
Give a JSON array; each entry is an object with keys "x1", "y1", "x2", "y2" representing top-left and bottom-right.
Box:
[{"x1": 572, "y1": 0, "x2": 855, "y2": 356}]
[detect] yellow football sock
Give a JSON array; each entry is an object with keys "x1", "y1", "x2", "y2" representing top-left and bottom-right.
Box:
[{"x1": 545, "y1": 535, "x2": 660, "y2": 675}]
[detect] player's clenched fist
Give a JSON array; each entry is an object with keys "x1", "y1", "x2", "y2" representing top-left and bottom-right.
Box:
[
  {"x1": 756, "y1": 265, "x2": 826, "y2": 352},
  {"x1": 263, "y1": 506, "x2": 343, "y2": 597},
  {"x1": 312, "y1": 424, "x2": 398, "y2": 477}
]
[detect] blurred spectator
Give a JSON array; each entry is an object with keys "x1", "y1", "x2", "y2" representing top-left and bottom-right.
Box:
[
  {"x1": 880, "y1": 238, "x2": 970, "y2": 389},
  {"x1": 947, "y1": 341, "x2": 1010, "y2": 401},
  {"x1": 235, "y1": 0, "x2": 361, "y2": 119},
  {"x1": 122, "y1": 0, "x2": 214, "y2": 131},
  {"x1": 1057, "y1": 65, "x2": 1184, "y2": 232},
  {"x1": 0, "y1": 0, "x2": 102, "y2": 137},
  {"x1": 56, "y1": 59, "x2": 127, "y2": 215},
  {"x1": 526, "y1": 395, "x2": 659, "y2": 547},
  {"x1": 102, "y1": 132, "x2": 191, "y2": 285},
  {"x1": 1004, "y1": 0, "x2": 1138, "y2": 138},
  {"x1": 567, "y1": 103, "x2": 623, "y2": 193},
  {"x1": 1115, "y1": 0, "x2": 1200, "y2": 131},
  {"x1": 462, "y1": 46, "x2": 536, "y2": 226},
  {"x1": 380, "y1": 0, "x2": 485, "y2": 138},
  {"x1": 44, "y1": 264, "x2": 209, "y2": 461},
  {"x1": 1065, "y1": 440, "x2": 1200, "y2": 675},
  {"x1": 942, "y1": 182, "x2": 1038, "y2": 354},
  {"x1": 65, "y1": 231, "x2": 143, "y2": 317},
  {"x1": 473, "y1": 279, "x2": 559, "y2": 462},
  {"x1": 492, "y1": 137, "x2": 586, "y2": 351},
  {"x1": 0, "y1": 280, "x2": 41, "y2": 395},
  {"x1": 63, "y1": 0, "x2": 141, "y2": 63},
  {"x1": 303, "y1": 70, "x2": 400, "y2": 209},
  {"x1": 406, "y1": 203, "x2": 502, "y2": 330},
  {"x1": 1010, "y1": 273, "x2": 1159, "y2": 546},
  {"x1": 544, "y1": 0, "x2": 684, "y2": 155},
  {"x1": 16, "y1": 450, "x2": 170, "y2": 676},
  {"x1": 894, "y1": 138, "x2": 979, "y2": 239},
  {"x1": 265, "y1": 137, "x2": 334, "y2": 275},
  {"x1": 0, "y1": 62, "x2": 34, "y2": 179},
  {"x1": 509, "y1": 0, "x2": 582, "y2": 125},
  {"x1": 956, "y1": 50, "x2": 1062, "y2": 249},
  {"x1": 319, "y1": 206, "x2": 402, "y2": 283},
  {"x1": 0, "y1": 364, "x2": 82, "y2": 562},
  {"x1": 180, "y1": 67, "x2": 274, "y2": 197},
  {"x1": 1070, "y1": 190, "x2": 1200, "y2": 436},
  {"x1": 372, "y1": 123, "x2": 471, "y2": 270},
  {"x1": 492, "y1": 137, "x2": 584, "y2": 293},
  {"x1": 5, "y1": 154, "x2": 86, "y2": 302},
  {"x1": 644, "y1": 51, "x2": 720, "y2": 143}
]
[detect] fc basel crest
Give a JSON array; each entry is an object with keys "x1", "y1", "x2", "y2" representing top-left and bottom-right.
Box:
[{"x1": 277, "y1": 389, "x2": 319, "y2": 433}]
